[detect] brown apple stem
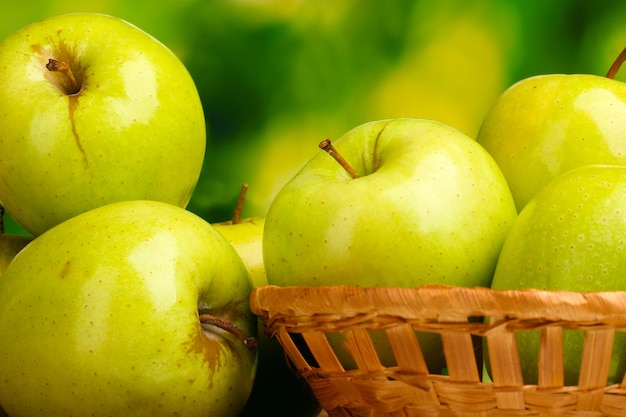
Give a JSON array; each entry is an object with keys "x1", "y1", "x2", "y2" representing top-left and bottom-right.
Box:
[
  {"x1": 606, "y1": 45, "x2": 626, "y2": 79},
  {"x1": 46, "y1": 59, "x2": 80, "y2": 94},
  {"x1": 232, "y1": 183, "x2": 249, "y2": 225},
  {"x1": 199, "y1": 313, "x2": 258, "y2": 350},
  {"x1": 319, "y1": 139, "x2": 360, "y2": 179}
]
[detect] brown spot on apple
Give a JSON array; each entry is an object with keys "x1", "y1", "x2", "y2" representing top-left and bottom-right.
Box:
[
  {"x1": 189, "y1": 300, "x2": 256, "y2": 387},
  {"x1": 371, "y1": 121, "x2": 388, "y2": 172},
  {"x1": 59, "y1": 260, "x2": 71, "y2": 279},
  {"x1": 67, "y1": 94, "x2": 88, "y2": 168},
  {"x1": 33, "y1": 40, "x2": 89, "y2": 168}
]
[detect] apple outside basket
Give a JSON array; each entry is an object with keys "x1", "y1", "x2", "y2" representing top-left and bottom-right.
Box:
[{"x1": 249, "y1": 284, "x2": 626, "y2": 417}]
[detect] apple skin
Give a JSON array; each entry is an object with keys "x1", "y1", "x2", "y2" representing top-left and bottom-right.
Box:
[
  {"x1": 263, "y1": 118, "x2": 517, "y2": 372},
  {"x1": 476, "y1": 73, "x2": 626, "y2": 212},
  {"x1": 0, "y1": 13, "x2": 206, "y2": 236},
  {"x1": 489, "y1": 165, "x2": 626, "y2": 385},
  {"x1": 213, "y1": 217, "x2": 322, "y2": 417},
  {"x1": 0, "y1": 200, "x2": 257, "y2": 417},
  {"x1": 0, "y1": 234, "x2": 32, "y2": 277}
]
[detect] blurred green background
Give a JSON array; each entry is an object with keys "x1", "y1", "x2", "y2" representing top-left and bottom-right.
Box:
[{"x1": 2, "y1": 0, "x2": 626, "y2": 234}]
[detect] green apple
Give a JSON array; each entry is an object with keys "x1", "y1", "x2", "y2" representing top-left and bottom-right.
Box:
[
  {"x1": 476, "y1": 46, "x2": 626, "y2": 211},
  {"x1": 214, "y1": 216, "x2": 266, "y2": 288},
  {"x1": 213, "y1": 185, "x2": 321, "y2": 417},
  {"x1": 211, "y1": 184, "x2": 266, "y2": 288},
  {"x1": 489, "y1": 164, "x2": 626, "y2": 385},
  {"x1": 0, "y1": 200, "x2": 257, "y2": 417},
  {"x1": 0, "y1": 13, "x2": 206, "y2": 236},
  {"x1": 264, "y1": 118, "x2": 517, "y2": 288},
  {"x1": 263, "y1": 118, "x2": 518, "y2": 372}
]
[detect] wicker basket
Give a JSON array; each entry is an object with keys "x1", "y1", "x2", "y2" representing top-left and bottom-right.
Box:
[{"x1": 249, "y1": 284, "x2": 626, "y2": 417}]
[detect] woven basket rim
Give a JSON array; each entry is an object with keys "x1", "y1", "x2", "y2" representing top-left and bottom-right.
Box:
[
  {"x1": 249, "y1": 285, "x2": 626, "y2": 416},
  {"x1": 250, "y1": 284, "x2": 626, "y2": 325}
]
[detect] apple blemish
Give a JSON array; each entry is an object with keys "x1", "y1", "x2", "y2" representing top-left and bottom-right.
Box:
[{"x1": 45, "y1": 56, "x2": 88, "y2": 167}]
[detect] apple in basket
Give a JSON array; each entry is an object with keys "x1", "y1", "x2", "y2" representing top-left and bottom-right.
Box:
[
  {"x1": 263, "y1": 118, "x2": 518, "y2": 372},
  {"x1": 476, "y1": 45, "x2": 626, "y2": 212},
  {"x1": 490, "y1": 164, "x2": 626, "y2": 385}
]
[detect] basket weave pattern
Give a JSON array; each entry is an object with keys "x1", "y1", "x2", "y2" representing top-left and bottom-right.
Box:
[{"x1": 249, "y1": 285, "x2": 626, "y2": 417}]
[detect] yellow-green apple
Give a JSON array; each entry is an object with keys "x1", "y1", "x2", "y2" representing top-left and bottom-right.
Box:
[
  {"x1": 489, "y1": 164, "x2": 626, "y2": 385},
  {"x1": 476, "y1": 46, "x2": 626, "y2": 211},
  {"x1": 214, "y1": 216, "x2": 266, "y2": 287},
  {"x1": 0, "y1": 13, "x2": 206, "y2": 236},
  {"x1": 263, "y1": 118, "x2": 518, "y2": 372},
  {"x1": 0, "y1": 200, "x2": 257, "y2": 417},
  {"x1": 213, "y1": 185, "x2": 321, "y2": 417},
  {"x1": 213, "y1": 185, "x2": 267, "y2": 288}
]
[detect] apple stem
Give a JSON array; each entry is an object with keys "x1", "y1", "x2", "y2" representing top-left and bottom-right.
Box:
[
  {"x1": 319, "y1": 139, "x2": 360, "y2": 179},
  {"x1": 199, "y1": 313, "x2": 258, "y2": 350},
  {"x1": 232, "y1": 183, "x2": 249, "y2": 225},
  {"x1": 46, "y1": 59, "x2": 80, "y2": 95},
  {"x1": 606, "y1": 45, "x2": 626, "y2": 79}
]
